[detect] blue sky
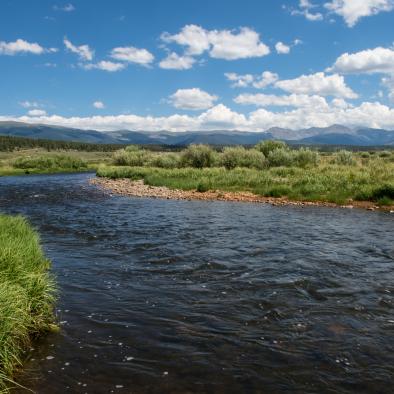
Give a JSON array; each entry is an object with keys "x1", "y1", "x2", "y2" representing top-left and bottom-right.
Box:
[{"x1": 1, "y1": 0, "x2": 394, "y2": 131}]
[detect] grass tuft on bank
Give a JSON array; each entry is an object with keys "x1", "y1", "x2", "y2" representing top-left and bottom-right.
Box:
[{"x1": 0, "y1": 215, "x2": 56, "y2": 392}]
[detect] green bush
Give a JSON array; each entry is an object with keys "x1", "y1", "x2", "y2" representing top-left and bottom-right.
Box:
[
  {"x1": 220, "y1": 146, "x2": 266, "y2": 170},
  {"x1": 13, "y1": 155, "x2": 87, "y2": 170},
  {"x1": 267, "y1": 148, "x2": 295, "y2": 167},
  {"x1": 378, "y1": 150, "x2": 391, "y2": 158},
  {"x1": 181, "y1": 144, "x2": 214, "y2": 168},
  {"x1": 294, "y1": 148, "x2": 320, "y2": 168},
  {"x1": 196, "y1": 181, "x2": 210, "y2": 192},
  {"x1": 148, "y1": 153, "x2": 180, "y2": 169},
  {"x1": 113, "y1": 149, "x2": 151, "y2": 166},
  {"x1": 334, "y1": 150, "x2": 355, "y2": 165},
  {"x1": 255, "y1": 140, "x2": 288, "y2": 157},
  {"x1": 371, "y1": 184, "x2": 394, "y2": 200},
  {"x1": 124, "y1": 145, "x2": 140, "y2": 152},
  {"x1": 264, "y1": 185, "x2": 292, "y2": 197}
]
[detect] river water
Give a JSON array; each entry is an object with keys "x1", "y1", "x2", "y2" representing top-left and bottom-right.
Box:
[{"x1": 0, "y1": 173, "x2": 393, "y2": 393}]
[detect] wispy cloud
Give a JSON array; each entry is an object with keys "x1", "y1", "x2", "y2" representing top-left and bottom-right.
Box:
[
  {"x1": 53, "y1": 3, "x2": 75, "y2": 12},
  {"x1": 64, "y1": 37, "x2": 94, "y2": 61}
]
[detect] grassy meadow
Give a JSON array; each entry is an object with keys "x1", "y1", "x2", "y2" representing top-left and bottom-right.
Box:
[
  {"x1": 0, "y1": 215, "x2": 56, "y2": 392},
  {"x1": 97, "y1": 142, "x2": 394, "y2": 206}
]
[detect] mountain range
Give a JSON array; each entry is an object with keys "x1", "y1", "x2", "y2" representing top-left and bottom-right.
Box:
[{"x1": 1, "y1": 121, "x2": 394, "y2": 146}]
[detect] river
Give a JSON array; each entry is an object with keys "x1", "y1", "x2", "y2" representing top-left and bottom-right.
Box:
[{"x1": 0, "y1": 173, "x2": 393, "y2": 393}]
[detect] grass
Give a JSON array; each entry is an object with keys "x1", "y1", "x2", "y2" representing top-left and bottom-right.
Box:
[
  {"x1": 95, "y1": 142, "x2": 394, "y2": 205},
  {"x1": 0, "y1": 149, "x2": 114, "y2": 176},
  {"x1": 1, "y1": 142, "x2": 394, "y2": 206},
  {"x1": 0, "y1": 215, "x2": 56, "y2": 392},
  {"x1": 97, "y1": 158, "x2": 394, "y2": 205}
]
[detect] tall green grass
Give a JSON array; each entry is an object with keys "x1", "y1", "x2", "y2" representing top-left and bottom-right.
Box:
[
  {"x1": 0, "y1": 215, "x2": 56, "y2": 392},
  {"x1": 101, "y1": 142, "x2": 394, "y2": 205},
  {"x1": 97, "y1": 160, "x2": 394, "y2": 205}
]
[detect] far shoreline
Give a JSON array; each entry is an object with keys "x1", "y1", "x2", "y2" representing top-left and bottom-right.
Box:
[{"x1": 90, "y1": 177, "x2": 394, "y2": 213}]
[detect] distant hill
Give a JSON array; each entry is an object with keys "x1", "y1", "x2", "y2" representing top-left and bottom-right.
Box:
[
  {"x1": 299, "y1": 128, "x2": 394, "y2": 146},
  {"x1": 0, "y1": 121, "x2": 118, "y2": 144},
  {"x1": 0, "y1": 121, "x2": 393, "y2": 146}
]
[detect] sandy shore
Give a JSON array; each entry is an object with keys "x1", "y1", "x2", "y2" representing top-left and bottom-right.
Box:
[{"x1": 91, "y1": 177, "x2": 394, "y2": 212}]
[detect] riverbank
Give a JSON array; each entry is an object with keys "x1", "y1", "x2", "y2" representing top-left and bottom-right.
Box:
[
  {"x1": 0, "y1": 149, "x2": 114, "y2": 177},
  {"x1": 91, "y1": 177, "x2": 394, "y2": 211},
  {"x1": 0, "y1": 215, "x2": 56, "y2": 392}
]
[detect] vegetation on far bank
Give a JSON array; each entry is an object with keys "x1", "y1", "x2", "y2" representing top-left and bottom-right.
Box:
[
  {"x1": 0, "y1": 149, "x2": 114, "y2": 176},
  {"x1": 0, "y1": 215, "x2": 56, "y2": 392},
  {"x1": 1, "y1": 136, "x2": 393, "y2": 206},
  {"x1": 97, "y1": 142, "x2": 394, "y2": 206}
]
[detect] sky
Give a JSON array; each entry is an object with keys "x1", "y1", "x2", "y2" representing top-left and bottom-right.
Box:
[{"x1": 1, "y1": 0, "x2": 394, "y2": 132}]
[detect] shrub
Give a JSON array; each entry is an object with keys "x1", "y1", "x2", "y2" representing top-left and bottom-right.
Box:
[
  {"x1": 181, "y1": 144, "x2": 214, "y2": 168},
  {"x1": 13, "y1": 155, "x2": 87, "y2": 170},
  {"x1": 148, "y1": 153, "x2": 180, "y2": 169},
  {"x1": 294, "y1": 148, "x2": 320, "y2": 168},
  {"x1": 264, "y1": 185, "x2": 292, "y2": 197},
  {"x1": 113, "y1": 149, "x2": 151, "y2": 166},
  {"x1": 255, "y1": 140, "x2": 288, "y2": 157},
  {"x1": 334, "y1": 150, "x2": 355, "y2": 165},
  {"x1": 124, "y1": 145, "x2": 140, "y2": 152},
  {"x1": 267, "y1": 148, "x2": 295, "y2": 167},
  {"x1": 371, "y1": 184, "x2": 394, "y2": 200},
  {"x1": 220, "y1": 146, "x2": 266, "y2": 170},
  {"x1": 378, "y1": 150, "x2": 392, "y2": 158},
  {"x1": 196, "y1": 181, "x2": 210, "y2": 192}
]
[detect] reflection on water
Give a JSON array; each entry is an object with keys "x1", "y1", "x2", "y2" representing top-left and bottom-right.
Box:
[{"x1": 0, "y1": 173, "x2": 394, "y2": 393}]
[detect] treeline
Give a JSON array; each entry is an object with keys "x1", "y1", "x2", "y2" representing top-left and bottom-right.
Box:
[{"x1": 0, "y1": 135, "x2": 125, "y2": 152}]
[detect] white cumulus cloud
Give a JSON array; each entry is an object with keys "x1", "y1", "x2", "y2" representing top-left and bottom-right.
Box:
[
  {"x1": 324, "y1": 0, "x2": 394, "y2": 27},
  {"x1": 110, "y1": 46, "x2": 154, "y2": 66},
  {"x1": 159, "y1": 52, "x2": 195, "y2": 70},
  {"x1": 291, "y1": 0, "x2": 324, "y2": 21},
  {"x1": 234, "y1": 93, "x2": 329, "y2": 109},
  {"x1": 225, "y1": 71, "x2": 279, "y2": 89},
  {"x1": 275, "y1": 72, "x2": 358, "y2": 98},
  {"x1": 329, "y1": 46, "x2": 394, "y2": 74},
  {"x1": 4, "y1": 100, "x2": 394, "y2": 132},
  {"x1": 161, "y1": 25, "x2": 270, "y2": 60},
  {"x1": 275, "y1": 42, "x2": 290, "y2": 54},
  {"x1": 169, "y1": 88, "x2": 218, "y2": 110},
  {"x1": 0, "y1": 39, "x2": 56, "y2": 55}
]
